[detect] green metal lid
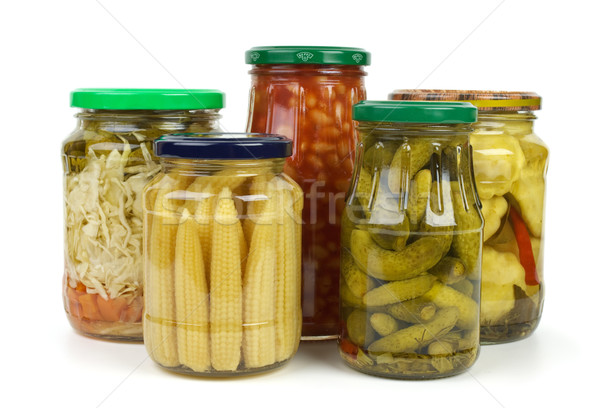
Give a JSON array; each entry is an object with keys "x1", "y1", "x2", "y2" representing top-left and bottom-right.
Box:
[
  {"x1": 353, "y1": 101, "x2": 477, "y2": 124},
  {"x1": 70, "y1": 88, "x2": 225, "y2": 110},
  {"x1": 245, "y1": 46, "x2": 370, "y2": 66}
]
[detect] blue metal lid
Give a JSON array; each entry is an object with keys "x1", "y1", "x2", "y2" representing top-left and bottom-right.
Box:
[{"x1": 154, "y1": 133, "x2": 292, "y2": 160}]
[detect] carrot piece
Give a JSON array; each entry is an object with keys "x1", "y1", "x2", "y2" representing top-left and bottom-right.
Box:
[
  {"x1": 75, "y1": 281, "x2": 87, "y2": 293},
  {"x1": 97, "y1": 296, "x2": 128, "y2": 322},
  {"x1": 79, "y1": 294, "x2": 102, "y2": 321},
  {"x1": 122, "y1": 296, "x2": 143, "y2": 323}
]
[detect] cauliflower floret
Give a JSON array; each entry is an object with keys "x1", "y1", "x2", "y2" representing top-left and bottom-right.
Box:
[
  {"x1": 471, "y1": 131, "x2": 526, "y2": 200},
  {"x1": 482, "y1": 246, "x2": 525, "y2": 287},
  {"x1": 481, "y1": 196, "x2": 508, "y2": 241}
]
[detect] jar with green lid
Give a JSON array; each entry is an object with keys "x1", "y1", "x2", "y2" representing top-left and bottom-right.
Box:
[
  {"x1": 339, "y1": 100, "x2": 482, "y2": 379},
  {"x1": 245, "y1": 46, "x2": 370, "y2": 340},
  {"x1": 390, "y1": 90, "x2": 547, "y2": 344},
  {"x1": 62, "y1": 88, "x2": 224, "y2": 341},
  {"x1": 143, "y1": 134, "x2": 302, "y2": 376}
]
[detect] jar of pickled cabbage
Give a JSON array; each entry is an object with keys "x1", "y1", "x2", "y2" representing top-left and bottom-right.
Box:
[
  {"x1": 143, "y1": 134, "x2": 303, "y2": 376},
  {"x1": 246, "y1": 46, "x2": 370, "y2": 339},
  {"x1": 62, "y1": 89, "x2": 224, "y2": 341},
  {"x1": 339, "y1": 101, "x2": 482, "y2": 379},
  {"x1": 390, "y1": 90, "x2": 547, "y2": 344}
]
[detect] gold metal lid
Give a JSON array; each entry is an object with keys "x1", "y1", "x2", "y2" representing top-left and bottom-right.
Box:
[{"x1": 389, "y1": 90, "x2": 541, "y2": 112}]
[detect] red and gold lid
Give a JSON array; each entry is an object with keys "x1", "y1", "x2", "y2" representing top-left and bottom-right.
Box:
[{"x1": 389, "y1": 90, "x2": 541, "y2": 112}]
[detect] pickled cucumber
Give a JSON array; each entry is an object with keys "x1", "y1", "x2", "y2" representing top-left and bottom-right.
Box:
[
  {"x1": 363, "y1": 141, "x2": 398, "y2": 172},
  {"x1": 451, "y1": 279, "x2": 474, "y2": 297},
  {"x1": 350, "y1": 230, "x2": 449, "y2": 281},
  {"x1": 370, "y1": 313, "x2": 402, "y2": 336},
  {"x1": 347, "y1": 309, "x2": 375, "y2": 347},
  {"x1": 388, "y1": 141, "x2": 434, "y2": 194},
  {"x1": 363, "y1": 274, "x2": 436, "y2": 306},
  {"x1": 422, "y1": 282, "x2": 478, "y2": 329},
  {"x1": 386, "y1": 298, "x2": 437, "y2": 323},
  {"x1": 406, "y1": 169, "x2": 432, "y2": 228},
  {"x1": 450, "y1": 186, "x2": 483, "y2": 279},
  {"x1": 341, "y1": 251, "x2": 377, "y2": 299},
  {"x1": 429, "y1": 257, "x2": 466, "y2": 285},
  {"x1": 368, "y1": 307, "x2": 459, "y2": 353}
]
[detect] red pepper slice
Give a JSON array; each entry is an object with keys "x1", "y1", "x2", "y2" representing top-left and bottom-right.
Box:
[
  {"x1": 339, "y1": 338, "x2": 359, "y2": 358},
  {"x1": 509, "y1": 207, "x2": 540, "y2": 285}
]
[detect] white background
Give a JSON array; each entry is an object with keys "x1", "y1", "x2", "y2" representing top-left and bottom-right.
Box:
[{"x1": 0, "y1": 1, "x2": 597, "y2": 407}]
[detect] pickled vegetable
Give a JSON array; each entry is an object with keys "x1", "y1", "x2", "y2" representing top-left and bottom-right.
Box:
[
  {"x1": 144, "y1": 167, "x2": 302, "y2": 375},
  {"x1": 339, "y1": 121, "x2": 482, "y2": 378},
  {"x1": 472, "y1": 113, "x2": 547, "y2": 343}
]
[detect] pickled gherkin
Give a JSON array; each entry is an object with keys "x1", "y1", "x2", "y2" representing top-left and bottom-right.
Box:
[{"x1": 339, "y1": 101, "x2": 481, "y2": 379}]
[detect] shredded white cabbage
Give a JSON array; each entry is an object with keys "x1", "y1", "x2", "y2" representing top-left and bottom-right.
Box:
[{"x1": 65, "y1": 141, "x2": 160, "y2": 300}]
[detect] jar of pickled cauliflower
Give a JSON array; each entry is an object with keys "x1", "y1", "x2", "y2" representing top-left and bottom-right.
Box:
[
  {"x1": 339, "y1": 101, "x2": 482, "y2": 379},
  {"x1": 62, "y1": 89, "x2": 224, "y2": 341},
  {"x1": 143, "y1": 134, "x2": 303, "y2": 376},
  {"x1": 390, "y1": 90, "x2": 547, "y2": 344},
  {"x1": 246, "y1": 46, "x2": 370, "y2": 339}
]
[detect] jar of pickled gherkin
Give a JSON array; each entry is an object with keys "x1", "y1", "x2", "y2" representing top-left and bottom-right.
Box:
[
  {"x1": 390, "y1": 90, "x2": 547, "y2": 344},
  {"x1": 246, "y1": 46, "x2": 370, "y2": 339},
  {"x1": 62, "y1": 89, "x2": 224, "y2": 341},
  {"x1": 143, "y1": 133, "x2": 303, "y2": 376},
  {"x1": 339, "y1": 101, "x2": 482, "y2": 379}
]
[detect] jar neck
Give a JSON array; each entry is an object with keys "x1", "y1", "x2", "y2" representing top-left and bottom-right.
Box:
[
  {"x1": 357, "y1": 122, "x2": 473, "y2": 143},
  {"x1": 160, "y1": 158, "x2": 285, "y2": 177},
  {"x1": 249, "y1": 64, "x2": 366, "y2": 77},
  {"x1": 76, "y1": 109, "x2": 221, "y2": 130},
  {"x1": 476, "y1": 111, "x2": 536, "y2": 133}
]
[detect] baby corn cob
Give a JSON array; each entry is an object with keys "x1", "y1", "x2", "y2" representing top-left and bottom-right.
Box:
[
  {"x1": 144, "y1": 177, "x2": 184, "y2": 367},
  {"x1": 274, "y1": 185, "x2": 299, "y2": 362},
  {"x1": 194, "y1": 190, "x2": 214, "y2": 273},
  {"x1": 175, "y1": 209, "x2": 210, "y2": 372},
  {"x1": 243, "y1": 174, "x2": 270, "y2": 242},
  {"x1": 291, "y1": 179, "x2": 304, "y2": 338},
  {"x1": 243, "y1": 185, "x2": 277, "y2": 368},
  {"x1": 209, "y1": 188, "x2": 243, "y2": 371}
]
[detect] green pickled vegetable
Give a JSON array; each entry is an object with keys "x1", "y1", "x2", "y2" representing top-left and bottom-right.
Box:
[
  {"x1": 370, "y1": 313, "x2": 403, "y2": 336},
  {"x1": 346, "y1": 309, "x2": 375, "y2": 347},
  {"x1": 368, "y1": 307, "x2": 459, "y2": 353},
  {"x1": 350, "y1": 230, "x2": 450, "y2": 281},
  {"x1": 429, "y1": 257, "x2": 466, "y2": 285},
  {"x1": 341, "y1": 251, "x2": 376, "y2": 299},
  {"x1": 363, "y1": 274, "x2": 436, "y2": 306},
  {"x1": 422, "y1": 281, "x2": 478, "y2": 329},
  {"x1": 386, "y1": 298, "x2": 437, "y2": 323},
  {"x1": 388, "y1": 141, "x2": 434, "y2": 194},
  {"x1": 406, "y1": 169, "x2": 432, "y2": 229}
]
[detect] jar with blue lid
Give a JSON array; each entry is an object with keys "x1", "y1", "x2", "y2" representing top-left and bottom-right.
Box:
[{"x1": 143, "y1": 133, "x2": 303, "y2": 376}]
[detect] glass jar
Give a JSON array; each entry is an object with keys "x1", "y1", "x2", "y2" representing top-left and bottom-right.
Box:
[
  {"x1": 143, "y1": 134, "x2": 303, "y2": 376},
  {"x1": 390, "y1": 90, "x2": 547, "y2": 344},
  {"x1": 246, "y1": 46, "x2": 370, "y2": 339},
  {"x1": 62, "y1": 89, "x2": 224, "y2": 341},
  {"x1": 339, "y1": 101, "x2": 482, "y2": 379}
]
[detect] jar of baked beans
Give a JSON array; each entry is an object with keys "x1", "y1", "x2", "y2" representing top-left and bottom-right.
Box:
[{"x1": 246, "y1": 46, "x2": 370, "y2": 339}]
